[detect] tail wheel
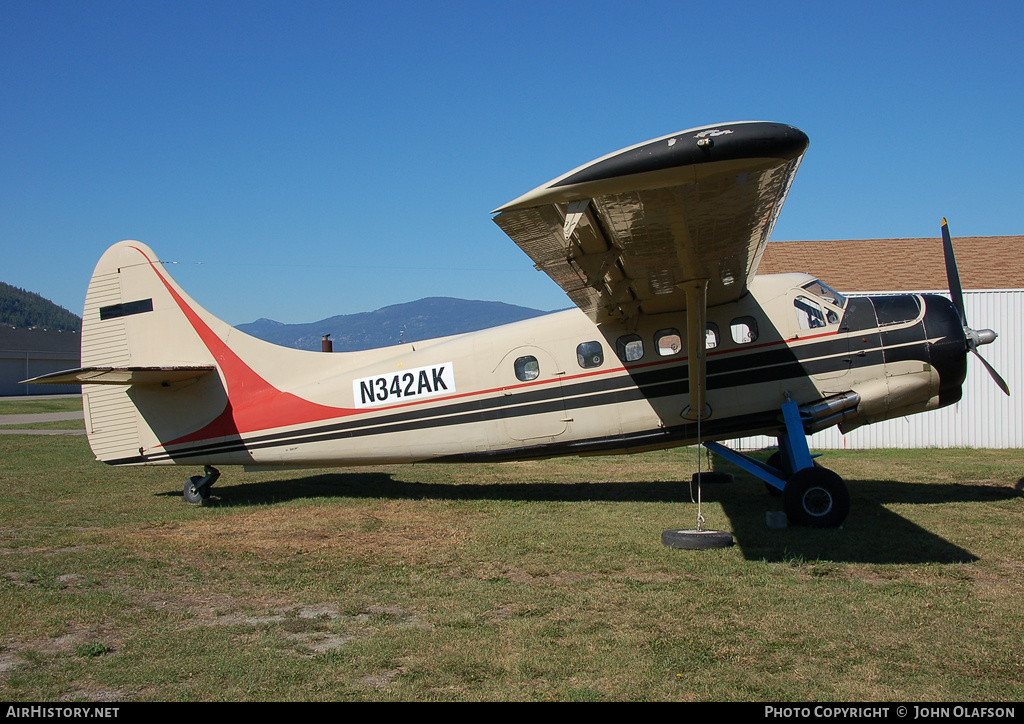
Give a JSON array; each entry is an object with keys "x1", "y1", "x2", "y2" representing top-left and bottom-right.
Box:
[
  {"x1": 184, "y1": 476, "x2": 209, "y2": 504},
  {"x1": 783, "y1": 467, "x2": 850, "y2": 528}
]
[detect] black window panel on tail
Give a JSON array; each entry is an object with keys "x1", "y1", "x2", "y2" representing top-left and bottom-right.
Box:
[{"x1": 99, "y1": 299, "x2": 154, "y2": 320}]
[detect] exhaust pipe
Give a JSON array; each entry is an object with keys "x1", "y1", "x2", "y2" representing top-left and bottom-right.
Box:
[{"x1": 799, "y1": 392, "x2": 860, "y2": 433}]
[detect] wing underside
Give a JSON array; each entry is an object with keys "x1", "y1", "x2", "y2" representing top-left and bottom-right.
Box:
[{"x1": 493, "y1": 122, "x2": 809, "y2": 323}]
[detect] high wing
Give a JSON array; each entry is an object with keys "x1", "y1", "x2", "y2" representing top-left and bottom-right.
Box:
[{"x1": 492, "y1": 121, "x2": 809, "y2": 324}]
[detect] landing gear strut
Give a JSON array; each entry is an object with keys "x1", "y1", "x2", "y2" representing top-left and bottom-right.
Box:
[
  {"x1": 183, "y1": 465, "x2": 220, "y2": 504},
  {"x1": 703, "y1": 398, "x2": 850, "y2": 528}
]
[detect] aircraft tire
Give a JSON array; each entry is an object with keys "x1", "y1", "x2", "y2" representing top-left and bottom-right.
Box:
[
  {"x1": 183, "y1": 476, "x2": 208, "y2": 505},
  {"x1": 782, "y1": 467, "x2": 849, "y2": 528},
  {"x1": 661, "y1": 529, "x2": 734, "y2": 549}
]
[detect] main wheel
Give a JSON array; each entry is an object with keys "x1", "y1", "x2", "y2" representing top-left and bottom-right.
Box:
[{"x1": 782, "y1": 467, "x2": 850, "y2": 528}]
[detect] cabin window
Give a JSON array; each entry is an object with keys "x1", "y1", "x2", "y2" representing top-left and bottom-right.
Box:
[
  {"x1": 705, "y1": 323, "x2": 720, "y2": 349},
  {"x1": 514, "y1": 355, "x2": 540, "y2": 381},
  {"x1": 616, "y1": 334, "x2": 644, "y2": 362},
  {"x1": 655, "y1": 329, "x2": 683, "y2": 356},
  {"x1": 730, "y1": 317, "x2": 758, "y2": 344},
  {"x1": 577, "y1": 341, "x2": 604, "y2": 369}
]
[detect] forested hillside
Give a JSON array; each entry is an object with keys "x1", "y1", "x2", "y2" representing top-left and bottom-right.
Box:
[{"x1": 0, "y1": 282, "x2": 82, "y2": 331}]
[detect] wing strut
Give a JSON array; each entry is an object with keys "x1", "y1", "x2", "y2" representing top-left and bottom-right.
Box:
[
  {"x1": 679, "y1": 279, "x2": 710, "y2": 421},
  {"x1": 662, "y1": 275, "x2": 735, "y2": 549}
]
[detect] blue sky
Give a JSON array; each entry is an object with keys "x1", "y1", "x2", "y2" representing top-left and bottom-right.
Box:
[{"x1": 3, "y1": 0, "x2": 1022, "y2": 325}]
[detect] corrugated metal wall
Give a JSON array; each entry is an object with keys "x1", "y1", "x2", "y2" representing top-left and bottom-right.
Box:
[{"x1": 726, "y1": 289, "x2": 1023, "y2": 450}]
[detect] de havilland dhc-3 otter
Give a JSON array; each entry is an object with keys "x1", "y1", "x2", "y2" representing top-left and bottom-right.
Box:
[{"x1": 26, "y1": 121, "x2": 1008, "y2": 534}]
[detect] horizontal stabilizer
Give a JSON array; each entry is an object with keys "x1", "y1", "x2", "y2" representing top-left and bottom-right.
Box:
[{"x1": 23, "y1": 366, "x2": 216, "y2": 386}]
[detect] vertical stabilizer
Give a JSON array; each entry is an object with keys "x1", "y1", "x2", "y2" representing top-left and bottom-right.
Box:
[{"x1": 77, "y1": 241, "x2": 221, "y2": 464}]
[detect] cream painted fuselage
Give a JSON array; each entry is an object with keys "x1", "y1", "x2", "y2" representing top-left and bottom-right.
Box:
[{"x1": 95, "y1": 264, "x2": 966, "y2": 470}]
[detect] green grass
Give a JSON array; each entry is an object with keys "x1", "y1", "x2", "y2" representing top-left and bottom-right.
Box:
[
  {"x1": 0, "y1": 396, "x2": 84, "y2": 429},
  {"x1": 0, "y1": 404, "x2": 1021, "y2": 701},
  {"x1": 0, "y1": 396, "x2": 82, "y2": 416},
  {"x1": 0, "y1": 420, "x2": 85, "y2": 430}
]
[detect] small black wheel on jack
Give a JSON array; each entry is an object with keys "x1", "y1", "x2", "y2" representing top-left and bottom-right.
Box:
[
  {"x1": 662, "y1": 529, "x2": 734, "y2": 549},
  {"x1": 782, "y1": 466, "x2": 849, "y2": 528}
]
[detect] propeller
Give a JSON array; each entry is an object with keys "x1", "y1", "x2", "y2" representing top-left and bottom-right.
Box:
[{"x1": 941, "y1": 218, "x2": 1010, "y2": 396}]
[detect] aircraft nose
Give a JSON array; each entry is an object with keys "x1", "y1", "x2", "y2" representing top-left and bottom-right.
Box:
[{"x1": 921, "y1": 294, "x2": 968, "y2": 406}]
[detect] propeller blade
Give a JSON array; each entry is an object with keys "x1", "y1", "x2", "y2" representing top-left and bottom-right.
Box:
[
  {"x1": 971, "y1": 348, "x2": 1011, "y2": 396},
  {"x1": 941, "y1": 218, "x2": 967, "y2": 325},
  {"x1": 940, "y1": 218, "x2": 1009, "y2": 395}
]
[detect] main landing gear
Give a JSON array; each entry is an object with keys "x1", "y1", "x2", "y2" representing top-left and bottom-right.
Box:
[
  {"x1": 183, "y1": 465, "x2": 220, "y2": 504},
  {"x1": 704, "y1": 399, "x2": 851, "y2": 528}
]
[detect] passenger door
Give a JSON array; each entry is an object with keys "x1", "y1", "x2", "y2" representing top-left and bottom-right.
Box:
[{"x1": 492, "y1": 346, "x2": 568, "y2": 442}]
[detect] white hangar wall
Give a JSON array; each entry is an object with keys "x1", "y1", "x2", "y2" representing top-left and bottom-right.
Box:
[{"x1": 725, "y1": 289, "x2": 1023, "y2": 450}]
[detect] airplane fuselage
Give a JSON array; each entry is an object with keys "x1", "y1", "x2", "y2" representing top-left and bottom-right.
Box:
[{"x1": 96, "y1": 268, "x2": 966, "y2": 470}]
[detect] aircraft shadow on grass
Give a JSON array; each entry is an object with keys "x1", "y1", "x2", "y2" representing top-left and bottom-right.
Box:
[{"x1": 158, "y1": 467, "x2": 1021, "y2": 565}]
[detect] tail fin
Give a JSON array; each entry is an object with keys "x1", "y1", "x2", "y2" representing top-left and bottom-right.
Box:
[
  {"x1": 83, "y1": 242, "x2": 222, "y2": 462},
  {"x1": 31, "y1": 241, "x2": 225, "y2": 463},
  {"x1": 29, "y1": 240, "x2": 352, "y2": 466}
]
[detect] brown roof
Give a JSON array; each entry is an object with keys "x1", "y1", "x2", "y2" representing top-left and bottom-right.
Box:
[{"x1": 759, "y1": 235, "x2": 1024, "y2": 293}]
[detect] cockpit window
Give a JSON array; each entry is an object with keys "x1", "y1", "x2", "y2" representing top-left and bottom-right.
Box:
[
  {"x1": 795, "y1": 295, "x2": 839, "y2": 330},
  {"x1": 802, "y1": 280, "x2": 847, "y2": 308}
]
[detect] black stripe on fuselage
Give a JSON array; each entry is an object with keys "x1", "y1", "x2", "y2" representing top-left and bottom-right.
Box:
[{"x1": 111, "y1": 334, "x2": 839, "y2": 464}]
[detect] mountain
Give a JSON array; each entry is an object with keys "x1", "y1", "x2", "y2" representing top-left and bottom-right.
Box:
[
  {"x1": 237, "y1": 297, "x2": 557, "y2": 351},
  {"x1": 0, "y1": 282, "x2": 82, "y2": 331}
]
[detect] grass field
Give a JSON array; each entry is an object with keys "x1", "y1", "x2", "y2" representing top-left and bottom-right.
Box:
[{"x1": 1, "y1": 398, "x2": 1022, "y2": 701}]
